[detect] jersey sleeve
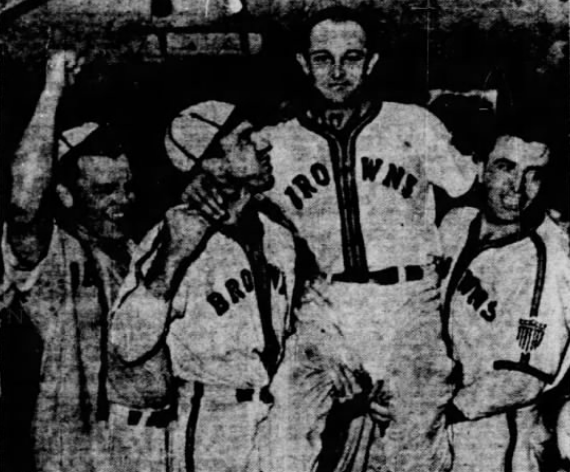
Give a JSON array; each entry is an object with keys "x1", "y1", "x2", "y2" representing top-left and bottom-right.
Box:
[
  {"x1": 110, "y1": 222, "x2": 172, "y2": 364},
  {"x1": 422, "y1": 109, "x2": 478, "y2": 197},
  {"x1": 453, "y1": 370, "x2": 544, "y2": 420}
]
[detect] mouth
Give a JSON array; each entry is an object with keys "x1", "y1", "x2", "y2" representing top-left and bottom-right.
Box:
[
  {"x1": 329, "y1": 82, "x2": 350, "y2": 90},
  {"x1": 502, "y1": 194, "x2": 521, "y2": 211},
  {"x1": 107, "y1": 208, "x2": 129, "y2": 221}
]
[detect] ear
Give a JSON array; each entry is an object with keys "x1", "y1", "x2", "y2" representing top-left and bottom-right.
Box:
[
  {"x1": 476, "y1": 161, "x2": 485, "y2": 182},
  {"x1": 366, "y1": 53, "x2": 379, "y2": 76},
  {"x1": 56, "y1": 184, "x2": 74, "y2": 209},
  {"x1": 296, "y1": 53, "x2": 310, "y2": 76}
]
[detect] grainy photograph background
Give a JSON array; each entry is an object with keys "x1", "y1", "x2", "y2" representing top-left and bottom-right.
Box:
[{"x1": 0, "y1": 0, "x2": 568, "y2": 471}]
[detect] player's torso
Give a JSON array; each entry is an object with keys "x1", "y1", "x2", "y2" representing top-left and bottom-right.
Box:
[
  {"x1": 265, "y1": 102, "x2": 437, "y2": 274},
  {"x1": 167, "y1": 214, "x2": 295, "y2": 389},
  {"x1": 444, "y1": 215, "x2": 569, "y2": 386}
]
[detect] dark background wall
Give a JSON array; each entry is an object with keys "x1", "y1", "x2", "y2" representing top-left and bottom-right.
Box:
[{"x1": 0, "y1": 2, "x2": 568, "y2": 470}]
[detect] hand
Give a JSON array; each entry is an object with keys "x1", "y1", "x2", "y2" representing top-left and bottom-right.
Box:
[
  {"x1": 162, "y1": 205, "x2": 211, "y2": 261},
  {"x1": 45, "y1": 50, "x2": 83, "y2": 93},
  {"x1": 368, "y1": 380, "x2": 393, "y2": 426},
  {"x1": 181, "y1": 171, "x2": 228, "y2": 221},
  {"x1": 330, "y1": 362, "x2": 364, "y2": 400}
]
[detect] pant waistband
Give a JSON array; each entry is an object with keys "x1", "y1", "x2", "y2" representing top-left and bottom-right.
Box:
[
  {"x1": 329, "y1": 265, "x2": 424, "y2": 285},
  {"x1": 110, "y1": 403, "x2": 176, "y2": 428},
  {"x1": 199, "y1": 383, "x2": 274, "y2": 405}
]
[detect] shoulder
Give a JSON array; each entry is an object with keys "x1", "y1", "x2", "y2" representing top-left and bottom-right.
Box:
[
  {"x1": 439, "y1": 206, "x2": 479, "y2": 251},
  {"x1": 440, "y1": 206, "x2": 479, "y2": 234},
  {"x1": 537, "y1": 215, "x2": 570, "y2": 258},
  {"x1": 378, "y1": 101, "x2": 443, "y2": 126}
]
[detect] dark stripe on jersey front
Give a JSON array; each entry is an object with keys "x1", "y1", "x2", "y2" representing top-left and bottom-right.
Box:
[
  {"x1": 299, "y1": 102, "x2": 382, "y2": 278},
  {"x1": 529, "y1": 232, "x2": 546, "y2": 319}
]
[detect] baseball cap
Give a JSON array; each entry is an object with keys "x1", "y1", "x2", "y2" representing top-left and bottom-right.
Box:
[
  {"x1": 58, "y1": 122, "x2": 99, "y2": 159},
  {"x1": 164, "y1": 100, "x2": 236, "y2": 172}
]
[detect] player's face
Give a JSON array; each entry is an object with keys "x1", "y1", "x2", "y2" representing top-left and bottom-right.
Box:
[
  {"x1": 297, "y1": 20, "x2": 378, "y2": 105},
  {"x1": 73, "y1": 154, "x2": 135, "y2": 240},
  {"x1": 219, "y1": 121, "x2": 274, "y2": 192},
  {"x1": 482, "y1": 136, "x2": 549, "y2": 223}
]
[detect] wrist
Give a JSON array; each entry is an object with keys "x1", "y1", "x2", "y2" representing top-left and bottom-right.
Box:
[{"x1": 42, "y1": 83, "x2": 64, "y2": 99}]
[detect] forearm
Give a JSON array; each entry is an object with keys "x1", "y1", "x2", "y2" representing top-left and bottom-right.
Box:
[
  {"x1": 142, "y1": 209, "x2": 213, "y2": 300},
  {"x1": 10, "y1": 86, "x2": 61, "y2": 220},
  {"x1": 7, "y1": 82, "x2": 63, "y2": 267},
  {"x1": 453, "y1": 370, "x2": 544, "y2": 420}
]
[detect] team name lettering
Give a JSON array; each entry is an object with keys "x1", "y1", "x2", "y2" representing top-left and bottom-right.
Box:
[
  {"x1": 361, "y1": 157, "x2": 418, "y2": 199},
  {"x1": 457, "y1": 269, "x2": 497, "y2": 321},
  {"x1": 206, "y1": 265, "x2": 287, "y2": 316},
  {"x1": 284, "y1": 163, "x2": 331, "y2": 210}
]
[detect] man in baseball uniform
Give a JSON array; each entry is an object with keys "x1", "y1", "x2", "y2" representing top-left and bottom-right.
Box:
[
  {"x1": 0, "y1": 51, "x2": 152, "y2": 472},
  {"x1": 186, "y1": 6, "x2": 477, "y2": 472},
  {"x1": 439, "y1": 129, "x2": 570, "y2": 472},
  {"x1": 110, "y1": 101, "x2": 308, "y2": 472}
]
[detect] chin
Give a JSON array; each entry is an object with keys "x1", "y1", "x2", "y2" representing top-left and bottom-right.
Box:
[{"x1": 99, "y1": 220, "x2": 132, "y2": 241}]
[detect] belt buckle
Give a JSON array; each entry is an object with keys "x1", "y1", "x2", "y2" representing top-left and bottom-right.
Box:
[
  {"x1": 127, "y1": 409, "x2": 143, "y2": 426},
  {"x1": 236, "y1": 388, "x2": 254, "y2": 403},
  {"x1": 404, "y1": 265, "x2": 424, "y2": 282}
]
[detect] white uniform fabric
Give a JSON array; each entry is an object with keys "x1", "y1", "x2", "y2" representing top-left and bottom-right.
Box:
[
  {"x1": 110, "y1": 207, "x2": 297, "y2": 472},
  {"x1": 1, "y1": 223, "x2": 134, "y2": 472},
  {"x1": 254, "y1": 101, "x2": 476, "y2": 472},
  {"x1": 440, "y1": 207, "x2": 570, "y2": 472},
  {"x1": 265, "y1": 101, "x2": 476, "y2": 272}
]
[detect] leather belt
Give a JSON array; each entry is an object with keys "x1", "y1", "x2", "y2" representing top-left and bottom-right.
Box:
[
  {"x1": 235, "y1": 387, "x2": 274, "y2": 405},
  {"x1": 126, "y1": 406, "x2": 176, "y2": 428},
  {"x1": 330, "y1": 265, "x2": 424, "y2": 285}
]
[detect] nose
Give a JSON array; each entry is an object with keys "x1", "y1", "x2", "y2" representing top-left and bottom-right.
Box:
[
  {"x1": 331, "y1": 62, "x2": 345, "y2": 80},
  {"x1": 251, "y1": 130, "x2": 272, "y2": 153},
  {"x1": 116, "y1": 182, "x2": 135, "y2": 206},
  {"x1": 510, "y1": 168, "x2": 525, "y2": 193}
]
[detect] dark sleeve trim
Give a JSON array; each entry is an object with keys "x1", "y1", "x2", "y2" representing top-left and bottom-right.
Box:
[{"x1": 493, "y1": 359, "x2": 554, "y2": 384}]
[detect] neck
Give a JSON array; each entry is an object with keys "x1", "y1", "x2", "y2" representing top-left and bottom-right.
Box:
[{"x1": 479, "y1": 216, "x2": 521, "y2": 241}]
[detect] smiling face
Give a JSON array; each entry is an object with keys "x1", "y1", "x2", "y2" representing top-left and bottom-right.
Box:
[
  {"x1": 297, "y1": 19, "x2": 378, "y2": 105},
  {"x1": 482, "y1": 136, "x2": 549, "y2": 224},
  {"x1": 72, "y1": 154, "x2": 135, "y2": 241}
]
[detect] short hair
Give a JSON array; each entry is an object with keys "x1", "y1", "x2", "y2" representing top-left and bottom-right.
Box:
[
  {"x1": 57, "y1": 124, "x2": 127, "y2": 190},
  {"x1": 476, "y1": 117, "x2": 552, "y2": 164},
  {"x1": 296, "y1": 6, "x2": 379, "y2": 54}
]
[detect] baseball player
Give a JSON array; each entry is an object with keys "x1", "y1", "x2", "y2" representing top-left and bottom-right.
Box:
[
  {"x1": 439, "y1": 130, "x2": 570, "y2": 472},
  {"x1": 110, "y1": 101, "x2": 307, "y2": 472},
  {"x1": 0, "y1": 51, "x2": 157, "y2": 472},
  {"x1": 185, "y1": 7, "x2": 477, "y2": 472}
]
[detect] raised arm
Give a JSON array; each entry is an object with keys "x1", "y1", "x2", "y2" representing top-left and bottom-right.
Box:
[{"x1": 7, "y1": 51, "x2": 76, "y2": 267}]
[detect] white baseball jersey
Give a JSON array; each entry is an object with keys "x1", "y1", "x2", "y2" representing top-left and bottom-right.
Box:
[
  {"x1": 440, "y1": 207, "x2": 570, "y2": 419},
  {"x1": 111, "y1": 207, "x2": 296, "y2": 390},
  {"x1": 264, "y1": 101, "x2": 477, "y2": 273},
  {"x1": 249, "y1": 101, "x2": 474, "y2": 472}
]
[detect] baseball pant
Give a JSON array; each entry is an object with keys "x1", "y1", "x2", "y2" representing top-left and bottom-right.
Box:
[
  {"x1": 170, "y1": 381, "x2": 269, "y2": 472},
  {"x1": 248, "y1": 276, "x2": 453, "y2": 472},
  {"x1": 450, "y1": 404, "x2": 550, "y2": 472},
  {"x1": 107, "y1": 403, "x2": 171, "y2": 472},
  {"x1": 325, "y1": 278, "x2": 453, "y2": 472}
]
